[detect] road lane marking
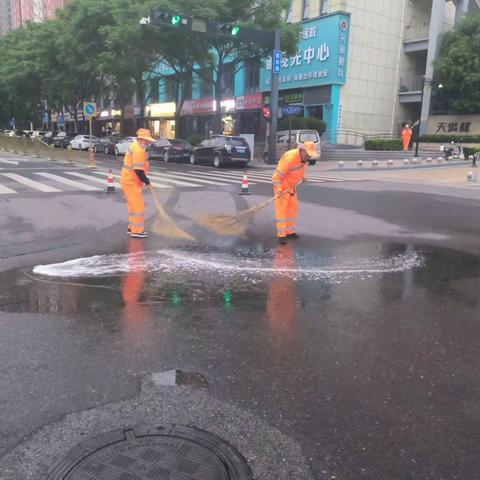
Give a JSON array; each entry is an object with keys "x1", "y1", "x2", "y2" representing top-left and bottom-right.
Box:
[
  {"x1": 65, "y1": 171, "x2": 122, "y2": 189},
  {"x1": 189, "y1": 170, "x2": 271, "y2": 184},
  {"x1": 35, "y1": 172, "x2": 100, "y2": 191},
  {"x1": 92, "y1": 171, "x2": 171, "y2": 189},
  {"x1": 0, "y1": 158, "x2": 19, "y2": 165},
  {"x1": 0, "y1": 182, "x2": 17, "y2": 194},
  {"x1": 0, "y1": 173, "x2": 62, "y2": 192},
  {"x1": 149, "y1": 170, "x2": 253, "y2": 186}
]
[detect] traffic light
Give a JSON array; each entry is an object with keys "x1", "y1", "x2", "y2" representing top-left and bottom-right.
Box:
[
  {"x1": 150, "y1": 9, "x2": 187, "y2": 28},
  {"x1": 262, "y1": 107, "x2": 271, "y2": 120},
  {"x1": 217, "y1": 22, "x2": 240, "y2": 37}
]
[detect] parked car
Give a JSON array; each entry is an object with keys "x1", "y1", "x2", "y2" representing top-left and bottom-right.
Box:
[
  {"x1": 53, "y1": 132, "x2": 77, "y2": 148},
  {"x1": 42, "y1": 131, "x2": 59, "y2": 145},
  {"x1": 114, "y1": 136, "x2": 136, "y2": 156},
  {"x1": 148, "y1": 138, "x2": 193, "y2": 163},
  {"x1": 191, "y1": 135, "x2": 250, "y2": 168},
  {"x1": 263, "y1": 129, "x2": 321, "y2": 165},
  {"x1": 70, "y1": 135, "x2": 99, "y2": 151},
  {"x1": 94, "y1": 135, "x2": 120, "y2": 155},
  {"x1": 2, "y1": 130, "x2": 16, "y2": 137}
]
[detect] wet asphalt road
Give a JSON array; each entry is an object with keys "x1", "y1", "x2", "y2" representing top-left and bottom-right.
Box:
[{"x1": 1, "y1": 153, "x2": 480, "y2": 479}]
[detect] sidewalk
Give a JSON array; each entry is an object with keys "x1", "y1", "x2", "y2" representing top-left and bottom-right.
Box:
[{"x1": 316, "y1": 163, "x2": 480, "y2": 188}]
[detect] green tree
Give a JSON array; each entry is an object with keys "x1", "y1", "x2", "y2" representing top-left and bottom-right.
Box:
[
  {"x1": 176, "y1": 0, "x2": 299, "y2": 133},
  {"x1": 435, "y1": 14, "x2": 480, "y2": 113}
]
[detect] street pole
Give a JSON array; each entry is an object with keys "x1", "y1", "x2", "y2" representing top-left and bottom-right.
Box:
[
  {"x1": 415, "y1": 77, "x2": 426, "y2": 158},
  {"x1": 268, "y1": 29, "x2": 280, "y2": 164}
]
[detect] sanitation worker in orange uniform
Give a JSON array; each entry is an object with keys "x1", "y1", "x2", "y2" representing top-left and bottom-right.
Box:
[
  {"x1": 401, "y1": 124, "x2": 413, "y2": 151},
  {"x1": 271, "y1": 141, "x2": 319, "y2": 244},
  {"x1": 120, "y1": 128, "x2": 156, "y2": 238}
]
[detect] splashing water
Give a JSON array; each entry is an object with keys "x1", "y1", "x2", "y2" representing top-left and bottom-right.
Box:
[{"x1": 32, "y1": 248, "x2": 423, "y2": 283}]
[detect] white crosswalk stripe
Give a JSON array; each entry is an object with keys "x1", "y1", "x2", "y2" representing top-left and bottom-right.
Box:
[
  {"x1": 92, "y1": 171, "x2": 172, "y2": 189},
  {"x1": 0, "y1": 182, "x2": 17, "y2": 194},
  {"x1": 35, "y1": 172, "x2": 100, "y2": 191},
  {"x1": 148, "y1": 170, "x2": 251, "y2": 186},
  {"x1": 65, "y1": 171, "x2": 122, "y2": 189},
  {"x1": 0, "y1": 166, "x2": 360, "y2": 196},
  {"x1": 0, "y1": 158, "x2": 19, "y2": 165},
  {"x1": 1, "y1": 173, "x2": 62, "y2": 193}
]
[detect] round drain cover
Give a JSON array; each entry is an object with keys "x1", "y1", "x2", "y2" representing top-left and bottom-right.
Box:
[{"x1": 43, "y1": 425, "x2": 252, "y2": 480}]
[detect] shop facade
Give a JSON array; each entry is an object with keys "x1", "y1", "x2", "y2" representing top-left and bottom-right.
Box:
[{"x1": 260, "y1": 12, "x2": 351, "y2": 144}]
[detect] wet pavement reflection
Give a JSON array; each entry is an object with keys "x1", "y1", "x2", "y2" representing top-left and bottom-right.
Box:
[{"x1": 1, "y1": 241, "x2": 480, "y2": 479}]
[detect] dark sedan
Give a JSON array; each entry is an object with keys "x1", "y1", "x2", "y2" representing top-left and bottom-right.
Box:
[
  {"x1": 53, "y1": 132, "x2": 77, "y2": 148},
  {"x1": 94, "y1": 135, "x2": 120, "y2": 155},
  {"x1": 191, "y1": 135, "x2": 250, "y2": 168},
  {"x1": 148, "y1": 138, "x2": 194, "y2": 163}
]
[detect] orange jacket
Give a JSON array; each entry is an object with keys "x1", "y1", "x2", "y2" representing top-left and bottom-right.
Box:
[
  {"x1": 271, "y1": 149, "x2": 307, "y2": 193},
  {"x1": 120, "y1": 140, "x2": 149, "y2": 187}
]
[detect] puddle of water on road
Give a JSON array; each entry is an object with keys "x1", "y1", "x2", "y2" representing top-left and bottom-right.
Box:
[
  {"x1": 31, "y1": 247, "x2": 422, "y2": 281},
  {"x1": 1, "y1": 243, "x2": 479, "y2": 317}
]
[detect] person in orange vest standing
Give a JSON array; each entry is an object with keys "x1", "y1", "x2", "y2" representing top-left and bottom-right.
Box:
[
  {"x1": 271, "y1": 141, "x2": 319, "y2": 244},
  {"x1": 120, "y1": 128, "x2": 156, "y2": 238},
  {"x1": 401, "y1": 124, "x2": 413, "y2": 151}
]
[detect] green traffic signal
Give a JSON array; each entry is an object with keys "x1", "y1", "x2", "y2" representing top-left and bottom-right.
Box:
[
  {"x1": 172, "y1": 15, "x2": 181, "y2": 25},
  {"x1": 231, "y1": 25, "x2": 240, "y2": 36}
]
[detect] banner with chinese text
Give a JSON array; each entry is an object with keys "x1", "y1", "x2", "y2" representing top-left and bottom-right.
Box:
[{"x1": 260, "y1": 13, "x2": 350, "y2": 92}]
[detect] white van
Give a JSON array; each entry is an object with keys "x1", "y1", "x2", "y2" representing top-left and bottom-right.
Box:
[{"x1": 264, "y1": 129, "x2": 321, "y2": 165}]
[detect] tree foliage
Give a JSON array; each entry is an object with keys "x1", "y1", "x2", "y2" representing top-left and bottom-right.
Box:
[
  {"x1": 0, "y1": 0, "x2": 297, "y2": 131},
  {"x1": 435, "y1": 14, "x2": 480, "y2": 114}
]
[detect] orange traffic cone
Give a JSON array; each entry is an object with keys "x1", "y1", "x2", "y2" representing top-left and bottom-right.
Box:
[
  {"x1": 239, "y1": 171, "x2": 251, "y2": 195},
  {"x1": 105, "y1": 169, "x2": 116, "y2": 193}
]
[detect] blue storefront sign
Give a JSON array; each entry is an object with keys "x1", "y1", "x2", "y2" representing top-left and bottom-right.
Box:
[{"x1": 261, "y1": 13, "x2": 350, "y2": 91}]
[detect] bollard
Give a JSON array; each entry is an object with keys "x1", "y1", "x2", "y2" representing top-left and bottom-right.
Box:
[
  {"x1": 437, "y1": 157, "x2": 443, "y2": 164},
  {"x1": 338, "y1": 160, "x2": 344, "y2": 168},
  {"x1": 387, "y1": 159, "x2": 394, "y2": 167},
  {"x1": 403, "y1": 158, "x2": 410, "y2": 165},
  {"x1": 357, "y1": 160, "x2": 363, "y2": 167},
  {"x1": 412, "y1": 157, "x2": 419, "y2": 165},
  {"x1": 447, "y1": 156, "x2": 453, "y2": 162},
  {"x1": 473, "y1": 153, "x2": 479, "y2": 168},
  {"x1": 66, "y1": 145, "x2": 75, "y2": 165},
  {"x1": 426, "y1": 157, "x2": 432, "y2": 163},
  {"x1": 372, "y1": 160, "x2": 378, "y2": 167},
  {"x1": 48, "y1": 144, "x2": 56, "y2": 161},
  {"x1": 86, "y1": 147, "x2": 96, "y2": 169},
  {"x1": 467, "y1": 171, "x2": 477, "y2": 182}
]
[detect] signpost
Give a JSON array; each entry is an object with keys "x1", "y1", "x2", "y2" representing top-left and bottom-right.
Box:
[{"x1": 83, "y1": 102, "x2": 97, "y2": 168}]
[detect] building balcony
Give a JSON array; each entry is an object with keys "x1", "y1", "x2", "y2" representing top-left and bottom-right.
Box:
[
  {"x1": 404, "y1": 22, "x2": 430, "y2": 52},
  {"x1": 398, "y1": 77, "x2": 424, "y2": 103}
]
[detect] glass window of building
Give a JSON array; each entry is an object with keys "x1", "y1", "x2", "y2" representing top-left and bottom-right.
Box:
[
  {"x1": 321, "y1": 0, "x2": 329, "y2": 15},
  {"x1": 197, "y1": 68, "x2": 213, "y2": 98},
  {"x1": 183, "y1": 72, "x2": 192, "y2": 100},
  {"x1": 150, "y1": 78, "x2": 159, "y2": 103},
  {"x1": 220, "y1": 63, "x2": 235, "y2": 98},
  {"x1": 285, "y1": 4, "x2": 292, "y2": 23},
  {"x1": 164, "y1": 77, "x2": 177, "y2": 102},
  {"x1": 302, "y1": 0, "x2": 310, "y2": 20},
  {"x1": 244, "y1": 59, "x2": 260, "y2": 94}
]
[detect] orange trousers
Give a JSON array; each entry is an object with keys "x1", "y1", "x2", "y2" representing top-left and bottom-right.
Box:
[
  {"x1": 402, "y1": 135, "x2": 412, "y2": 151},
  {"x1": 274, "y1": 189, "x2": 298, "y2": 238},
  {"x1": 122, "y1": 183, "x2": 145, "y2": 234}
]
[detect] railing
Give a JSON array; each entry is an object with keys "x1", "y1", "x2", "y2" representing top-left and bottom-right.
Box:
[
  {"x1": 399, "y1": 77, "x2": 424, "y2": 93},
  {"x1": 324, "y1": 130, "x2": 401, "y2": 147},
  {"x1": 0, "y1": 135, "x2": 92, "y2": 165},
  {"x1": 404, "y1": 22, "x2": 430, "y2": 42}
]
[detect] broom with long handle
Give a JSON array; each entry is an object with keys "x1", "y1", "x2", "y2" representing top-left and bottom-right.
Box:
[
  {"x1": 197, "y1": 181, "x2": 303, "y2": 236},
  {"x1": 148, "y1": 185, "x2": 196, "y2": 241}
]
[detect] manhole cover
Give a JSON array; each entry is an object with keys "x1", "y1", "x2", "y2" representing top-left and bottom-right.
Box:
[{"x1": 43, "y1": 425, "x2": 252, "y2": 480}]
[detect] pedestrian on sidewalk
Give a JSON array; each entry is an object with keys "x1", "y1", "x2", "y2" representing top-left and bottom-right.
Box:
[
  {"x1": 272, "y1": 141, "x2": 318, "y2": 244},
  {"x1": 401, "y1": 123, "x2": 413, "y2": 151},
  {"x1": 120, "y1": 128, "x2": 156, "y2": 239}
]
